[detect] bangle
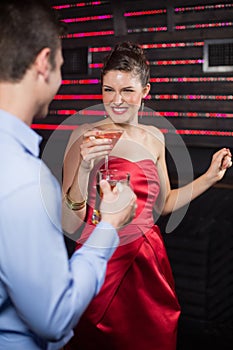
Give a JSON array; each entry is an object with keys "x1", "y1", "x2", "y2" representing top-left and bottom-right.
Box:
[{"x1": 65, "y1": 187, "x2": 87, "y2": 211}]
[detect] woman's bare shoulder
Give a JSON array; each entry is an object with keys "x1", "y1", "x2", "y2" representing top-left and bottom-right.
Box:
[{"x1": 141, "y1": 124, "x2": 165, "y2": 144}]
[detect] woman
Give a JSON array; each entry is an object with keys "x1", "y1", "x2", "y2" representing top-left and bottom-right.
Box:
[{"x1": 62, "y1": 42, "x2": 232, "y2": 350}]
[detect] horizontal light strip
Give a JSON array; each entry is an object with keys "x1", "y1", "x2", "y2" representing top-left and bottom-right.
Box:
[
  {"x1": 150, "y1": 59, "x2": 203, "y2": 65},
  {"x1": 89, "y1": 59, "x2": 203, "y2": 69},
  {"x1": 54, "y1": 94, "x2": 102, "y2": 100},
  {"x1": 89, "y1": 41, "x2": 204, "y2": 53},
  {"x1": 31, "y1": 123, "x2": 233, "y2": 136},
  {"x1": 128, "y1": 22, "x2": 233, "y2": 35},
  {"x1": 32, "y1": 124, "x2": 77, "y2": 130},
  {"x1": 53, "y1": 2, "x2": 106, "y2": 10},
  {"x1": 63, "y1": 30, "x2": 114, "y2": 38},
  {"x1": 176, "y1": 22, "x2": 233, "y2": 30},
  {"x1": 54, "y1": 94, "x2": 233, "y2": 101},
  {"x1": 125, "y1": 9, "x2": 166, "y2": 17},
  {"x1": 48, "y1": 110, "x2": 77, "y2": 115},
  {"x1": 47, "y1": 109, "x2": 233, "y2": 119},
  {"x1": 60, "y1": 77, "x2": 233, "y2": 86},
  {"x1": 128, "y1": 27, "x2": 167, "y2": 33},
  {"x1": 62, "y1": 79, "x2": 99, "y2": 84},
  {"x1": 177, "y1": 130, "x2": 233, "y2": 136},
  {"x1": 89, "y1": 46, "x2": 112, "y2": 52},
  {"x1": 63, "y1": 21, "x2": 232, "y2": 40},
  {"x1": 140, "y1": 111, "x2": 233, "y2": 118},
  {"x1": 175, "y1": 4, "x2": 233, "y2": 12},
  {"x1": 150, "y1": 77, "x2": 233, "y2": 83},
  {"x1": 61, "y1": 14, "x2": 112, "y2": 23},
  {"x1": 150, "y1": 94, "x2": 233, "y2": 100},
  {"x1": 142, "y1": 41, "x2": 204, "y2": 49}
]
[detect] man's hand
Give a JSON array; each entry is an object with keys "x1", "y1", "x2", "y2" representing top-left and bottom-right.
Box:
[{"x1": 99, "y1": 180, "x2": 137, "y2": 230}]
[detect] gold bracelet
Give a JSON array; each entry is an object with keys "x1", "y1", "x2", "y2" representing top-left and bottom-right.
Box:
[{"x1": 65, "y1": 187, "x2": 87, "y2": 211}]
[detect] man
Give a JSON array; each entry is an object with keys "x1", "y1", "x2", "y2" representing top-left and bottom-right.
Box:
[{"x1": 0, "y1": 1, "x2": 136, "y2": 349}]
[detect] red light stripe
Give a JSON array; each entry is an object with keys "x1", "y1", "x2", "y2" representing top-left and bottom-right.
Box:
[
  {"x1": 151, "y1": 59, "x2": 203, "y2": 65},
  {"x1": 53, "y1": 2, "x2": 103, "y2": 10},
  {"x1": 150, "y1": 77, "x2": 233, "y2": 83},
  {"x1": 62, "y1": 79, "x2": 99, "y2": 85},
  {"x1": 63, "y1": 30, "x2": 114, "y2": 38},
  {"x1": 175, "y1": 4, "x2": 233, "y2": 12},
  {"x1": 89, "y1": 59, "x2": 203, "y2": 69},
  {"x1": 89, "y1": 46, "x2": 112, "y2": 52},
  {"x1": 32, "y1": 124, "x2": 77, "y2": 130},
  {"x1": 61, "y1": 14, "x2": 112, "y2": 23},
  {"x1": 54, "y1": 94, "x2": 102, "y2": 100},
  {"x1": 142, "y1": 41, "x2": 204, "y2": 49},
  {"x1": 151, "y1": 94, "x2": 233, "y2": 101},
  {"x1": 125, "y1": 9, "x2": 166, "y2": 17},
  {"x1": 31, "y1": 123, "x2": 233, "y2": 136}
]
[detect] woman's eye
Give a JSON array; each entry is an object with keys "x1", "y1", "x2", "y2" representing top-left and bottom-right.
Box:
[
  {"x1": 103, "y1": 88, "x2": 113, "y2": 92},
  {"x1": 123, "y1": 89, "x2": 134, "y2": 93}
]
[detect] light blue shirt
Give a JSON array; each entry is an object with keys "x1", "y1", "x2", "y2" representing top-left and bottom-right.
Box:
[{"x1": 0, "y1": 110, "x2": 119, "y2": 349}]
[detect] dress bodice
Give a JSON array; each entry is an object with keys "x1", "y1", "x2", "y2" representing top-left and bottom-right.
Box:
[{"x1": 79, "y1": 157, "x2": 160, "y2": 244}]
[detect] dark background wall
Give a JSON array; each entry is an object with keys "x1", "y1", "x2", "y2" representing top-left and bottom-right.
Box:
[{"x1": 40, "y1": 1, "x2": 233, "y2": 349}]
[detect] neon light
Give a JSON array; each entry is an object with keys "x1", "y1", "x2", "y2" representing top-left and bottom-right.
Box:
[
  {"x1": 89, "y1": 59, "x2": 203, "y2": 69},
  {"x1": 53, "y1": 2, "x2": 104, "y2": 10},
  {"x1": 151, "y1": 94, "x2": 233, "y2": 100},
  {"x1": 150, "y1": 77, "x2": 233, "y2": 83},
  {"x1": 128, "y1": 27, "x2": 167, "y2": 33},
  {"x1": 54, "y1": 94, "x2": 102, "y2": 100},
  {"x1": 31, "y1": 123, "x2": 233, "y2": 136},
  {"x1": 89, "y1": 42, "x2": 204, "y2": 53},
  {"x1": 142, "y1": 41, "x2": 204, "y2": 49},
  {"x1": 175, "y1": 4, "x2": 233, "y2": 12},
  {"x1": 125, "y1": 9, "x2": 166, "y2": 17},
  {"x1": 62, "y1": 79, "x2": 99, "y2": 85},
  {"x1": 141, "y1": 111, "x2": 233, "y2": 118},
  {"x1": 48, "y1": 110, "x2": 77, "y2": 115},
  {"x1": 176, "y1": 22, "x2": 233, "y2": 30},
  {"x1": 89, "y1": 46, "x2": 112, "y2": 53},
  {"x1": 177, "y1": 130, "x2": 233, "y2": 136},
  {"x1": 62, "y1": 14, "x2": 112, "y2": 23},
  {"x1": 31, "y1": 124, "x2": 78, "y2": 130},
  {"x1": 89, "y1": 63, "x2": 103, "y2": 68},
  {"x1": 127, "y1": 22, "x2": 232, "y2": 35},
  {"x1": 63, "y1": 30, "x2": 114, "y2": 38},
  {"x1": 150, "y1": 59, "x2": 203, "y2": 65}
]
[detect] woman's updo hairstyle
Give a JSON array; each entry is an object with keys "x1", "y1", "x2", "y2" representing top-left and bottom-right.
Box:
[{"x1": 101, "y1": 41, "x2": 150, "y2": 87}]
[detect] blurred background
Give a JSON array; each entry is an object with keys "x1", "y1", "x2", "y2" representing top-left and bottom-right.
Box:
[{"x1": 40, "y1": 1, "x2": 233, "y2": 349}]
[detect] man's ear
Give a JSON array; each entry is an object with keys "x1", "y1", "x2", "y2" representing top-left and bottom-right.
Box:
[
  {"x1": 142, "y1": 83, "x2": 150, "y2": 98},
  {"x1": 34, "y1": 48, "x2": 51, "y2": 80}
]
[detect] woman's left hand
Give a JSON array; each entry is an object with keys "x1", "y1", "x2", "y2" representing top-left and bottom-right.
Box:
[{"x1": 205, "y1": 148, "x2": 232, "y2": 183}]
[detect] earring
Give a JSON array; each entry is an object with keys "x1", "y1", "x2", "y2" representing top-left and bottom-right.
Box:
[{"x1": 140, "y1": 100, "x2": 144, "y2": 119}]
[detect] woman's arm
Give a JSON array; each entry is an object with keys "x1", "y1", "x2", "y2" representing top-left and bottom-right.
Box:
[{"x1": 62, "y1": 124, "x2": 114, "y2": 234}]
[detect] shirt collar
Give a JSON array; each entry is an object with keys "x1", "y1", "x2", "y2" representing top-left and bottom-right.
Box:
[{"x1": 0, "y1": 109, "x2": 42, "y2": 157}]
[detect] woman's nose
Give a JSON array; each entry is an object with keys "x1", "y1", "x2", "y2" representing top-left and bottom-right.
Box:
[{"x1": 112, "y1": 92, "x2": 123, "y2": 104}]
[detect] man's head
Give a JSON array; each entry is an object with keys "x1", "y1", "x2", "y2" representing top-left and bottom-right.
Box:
[{"x1": 0, "y1": 0, "x2": 63, "y2": 83}]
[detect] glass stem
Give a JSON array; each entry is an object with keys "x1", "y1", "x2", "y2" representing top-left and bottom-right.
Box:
[{"x1": 105, "y1": 155, "x2": 109, "y2": 170}]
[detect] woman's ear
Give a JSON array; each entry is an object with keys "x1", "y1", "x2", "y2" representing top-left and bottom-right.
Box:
[{"x1": 142, "y1": 83, "x2": 151, "y2": 98}]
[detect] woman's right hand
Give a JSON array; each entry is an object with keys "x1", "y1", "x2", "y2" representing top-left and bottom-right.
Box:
[{"x1": 79, "y1": 129, "x2": 113, "y2": 171}]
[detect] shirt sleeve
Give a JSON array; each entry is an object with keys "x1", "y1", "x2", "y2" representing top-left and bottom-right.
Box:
[{"x1": 0, "y1": 172, "x2": 119, "y2": 346}]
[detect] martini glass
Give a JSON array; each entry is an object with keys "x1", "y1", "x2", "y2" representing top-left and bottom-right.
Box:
[{"x1": 94, "y1": 129, "x2": 124, "y2": 169}]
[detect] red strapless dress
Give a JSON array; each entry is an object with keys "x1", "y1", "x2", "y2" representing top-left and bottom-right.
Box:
[{"x1": 65, "y1": 158, "x2": 180, "y2": 350}]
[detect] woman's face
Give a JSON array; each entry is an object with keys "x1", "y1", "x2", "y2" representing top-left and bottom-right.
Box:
[{"x1": 102, "y1": 70, "x2": 150, "y2": 125}]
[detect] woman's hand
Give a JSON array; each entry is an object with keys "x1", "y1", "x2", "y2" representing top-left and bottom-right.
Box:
[
  {"x1": 205, "y1": 148, "x2": 232, "y2": 184},
  {"x1": 79, "y1": 129, "x2": 113, "y2": 171}
]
